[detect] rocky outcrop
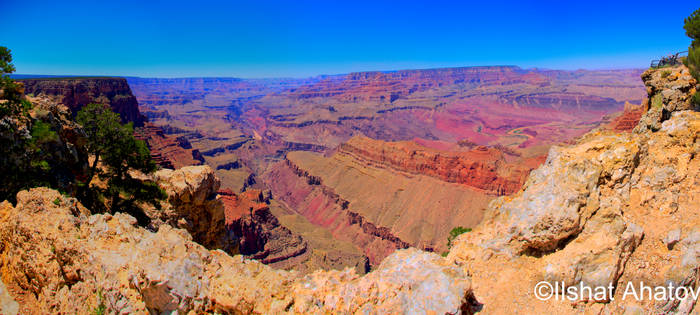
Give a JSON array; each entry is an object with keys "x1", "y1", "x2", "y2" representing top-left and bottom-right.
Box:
[
  {"x1": 0, "y1": 187, "x2": 474, "y2": 314},
  {"x1": 635, "y1": 65, "x2": 698, "y2": 132},
  {"x1": 445, "y1": 65, "x2": 700, "y2": 313},
  {"x1": 339, "y1": 136, "x2": 537, "y2": 195},
  {"x1": 134, "y1": 123, "x2": 204, "y2": 169},
  {"x1": 151, "y1": 165, "x2": 233, "y2": 253},
  {"x1": 21, "y1": 77, "x2": 146, "y2": 126},
  {"x1": 219, "y1": 189, "x2": 308, "y2": 264}
]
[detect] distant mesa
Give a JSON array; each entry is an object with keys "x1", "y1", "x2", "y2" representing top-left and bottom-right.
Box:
[{"x1": 19, "y1": 77, "x2": 146, "y2": 126}]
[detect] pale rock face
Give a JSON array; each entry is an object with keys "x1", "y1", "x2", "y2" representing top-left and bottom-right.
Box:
[
  {"x1": 0, "y1": 278, "x2": 18, "y2": 315},
  {"x1": 152, "y1": 165, "x2": 234, "y2": 253},
  {"x1": 291, "y1": 248, "x2": 473, "y2": 314},
  {"x1": 0, "y1": 187, "x2": 474, "y2": 314}
]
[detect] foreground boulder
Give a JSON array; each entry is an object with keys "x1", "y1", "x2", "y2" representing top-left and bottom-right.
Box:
[
  {"x1": 151, "y1": 165, "x2": 233, "y2": 253},
  {"x1": 0, "y1": 187, "x2": 474, "y2": 314}
]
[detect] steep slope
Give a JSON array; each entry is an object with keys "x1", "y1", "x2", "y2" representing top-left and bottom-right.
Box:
[
  {"x1": 219, "y1": 188, "x2": 370, "y2": 274},
  {"x1": 134, "y1": 123, "x2": 204, "y2": 169}
]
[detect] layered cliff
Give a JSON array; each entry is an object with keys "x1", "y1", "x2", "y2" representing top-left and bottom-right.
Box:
[
  {"x1": 20, "y1": 77, "x2": 146, "y2": 126},
  {"x1": 134, "y1": 123, "x2": 204, "y2": 169},
  {"x1": 219, "y1": 188, "x2": 308, "y2": 264},
  {"x1": 263, "y1": 149, "x2": 495, "y2": 264},
  {"x1": 339, "y1": 136, "x2": 538, "y2": 195}
]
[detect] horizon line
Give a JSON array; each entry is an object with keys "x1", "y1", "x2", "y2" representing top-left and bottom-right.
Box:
[{"x1": 10, "y1": 64, "x2": 648, "y2": 81}]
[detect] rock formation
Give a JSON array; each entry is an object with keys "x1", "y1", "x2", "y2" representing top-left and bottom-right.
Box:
[
  {"x1": 263, "y1": 149, "x2": 495, "y2": 264},
  {"x1": 151, "y1": 165, "x2": 233, "y2": 253},
  {"x1": 339, "y1": 135, "x2": 538, "y2": 195},
  {"x1": 134, "y1": 123, "x2": 204, "y2": 169},
  {"x1": 219, "y1": 188, "x2": 308, "y2": 264},
  {"x1": 21, "y1": 77, "x2": 146, "y2": 126},
  {"x1": 0, "y1": 188, "x2": 474, "y2": 314}
]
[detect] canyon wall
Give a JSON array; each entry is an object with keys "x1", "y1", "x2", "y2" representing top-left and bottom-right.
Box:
[
  {"x1": 21, "y1": 77, "x2": 146, "y2": 126},
  {"x1": 338, "y1": 135, "x2": 537, "y2": 195}
]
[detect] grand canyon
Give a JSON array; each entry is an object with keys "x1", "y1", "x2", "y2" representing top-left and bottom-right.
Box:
[
  {"x1": 121, "y1": 66, "x2": 647, "y2": 267},
  {"x1": 2, "y1": 3, "x2": 700, "y2": 314}
]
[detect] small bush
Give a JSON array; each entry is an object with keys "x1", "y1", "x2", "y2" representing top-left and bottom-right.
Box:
[
  {"x1": 52, "y1": 197, "x2": 61, "y2": 206},
  {"x1": 660, "y1": 70, "x2": 671, "y2": 78},
  {"x1": 446, "y1": 226, "x2": 472, "y2": 249},
  {"x1": 651, "y1": 94, "x2": 663, "y2": 109},
  {"x1": 692, "y1": 92, "x2": 700, "y2": 108},
  {"x1": 92, "y1": 289, "x2": 106, "y2": 315}
]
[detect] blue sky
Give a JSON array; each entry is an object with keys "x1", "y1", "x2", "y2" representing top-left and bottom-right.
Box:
[{"x1": 0, "y1": 0, "x2": 698, "y2": 78}]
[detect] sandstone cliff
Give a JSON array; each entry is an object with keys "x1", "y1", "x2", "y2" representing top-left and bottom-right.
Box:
[
  {"x1": 219, "y1": 188, "x2": 308, "y2": 264},
  {"x1": 150, "y1": 165, "x2": 234, "y2": 253},
  {"x1": 134, "y1": 123, "x2": 204, "y2": 169},
  {"x1": 21, "y1": 77, "x2": 146, "y2": 126},
  {"x1": 339, "y1": 136, "x2": 537, "y2": 195}
]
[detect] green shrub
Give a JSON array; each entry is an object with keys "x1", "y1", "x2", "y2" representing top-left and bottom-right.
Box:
[
  {"x1": 91, "y1": 289, "x2": 106, "y2": 315},
  {"x1": 661, "y1": 70, "x2": 671, "y2": 78},
  {"x1": 651, "y1": 93, "x2": 663, "y2": 109},
  {"x1": 53, "y1": 197, "x2": 61, "y2": 206},
  {"x1": 31, "y1": 121, "x2": 58, "y2": 143},
  {"x1": 692, "y1": 91, "x2": 700, "y2": 108},
  {"x1": 446, "y1": 226, "x2": 472, "y2": 249}
]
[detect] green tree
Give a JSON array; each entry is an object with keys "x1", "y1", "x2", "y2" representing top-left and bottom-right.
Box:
[
  {"x1": 77, "y1": 103, "x2": 164, "y2": 223},
  {"x1": 0, "y1": 46, "x2": 41, "y2": 202},
  {"x1": 685, "y1": 8, "x2": 700, "y2": 84},
  {"x1": 0, "y1": 46, "x2": 25, "y2": 117}
]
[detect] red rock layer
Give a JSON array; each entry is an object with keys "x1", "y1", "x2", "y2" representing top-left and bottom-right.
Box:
[
  {"x1": 289, "y1": 66, "x2": 549, "y2": 102},
  {"x1": 20, "y1": 77, "x2": 146, "y2": 126},
  {"x1": 608, "y1": 102, "x2": 646, "y2": 132},
  {"x1": 219, "y1": 189, "x2": 308, "y2": 264},
  {"x1": 134, "y1": 123, "x2": 204, "y2": 169},
  {"x1": 338, "y1": 136, "x2": 535, "y2": 196}
]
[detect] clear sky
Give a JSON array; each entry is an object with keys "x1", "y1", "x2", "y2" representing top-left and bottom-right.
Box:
[{"x1": 1, "y1": 0, "x2": 698, "y2": 78}]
